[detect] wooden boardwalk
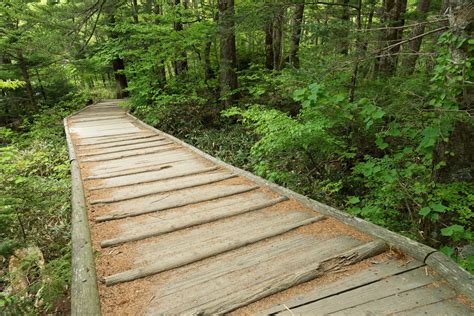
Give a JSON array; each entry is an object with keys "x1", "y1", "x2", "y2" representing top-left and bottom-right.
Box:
[{"x1": 65, "y1": 100, "x2": 474, "y2": 315}]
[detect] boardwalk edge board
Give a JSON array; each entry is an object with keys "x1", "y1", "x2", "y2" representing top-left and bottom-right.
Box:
[
  {"x1": 126, "y1": 111, "x2": 474, "y2": 301},
  {"x1": 64, "y1": 110, "x2": 101, "y2": 315}
]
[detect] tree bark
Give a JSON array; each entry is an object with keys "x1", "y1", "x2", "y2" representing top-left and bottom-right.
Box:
[
  {"x1": 131, "y1": 0, "x2": 139, "y2": 23},
  {"x1": 289, "y1": 3, "x2": 305, "y2": 68},
  {"x1": 218, "y1": 0, "x2": 238, "y2": 107},
  {"x1": 16, "y1": 49, "x2": 35, "y2": 109},
  {"x1": 152, "y1": 2, "x2": 167, "y2": 87},
  {"x1": 174, "y1": 0, "x2": 189, "y2": 76},
  {"x1": 376, "y1": 0, "x2": 407, "y2": 76},
  {"x1": 337, "y1": 0, "x2": 351, "y2": 55},
  {"x1": 433, "y1": 0, "x2": 474, "y2": 182},
  {"x1": 265, "y1": 20, "x2": 274, "y2": 70},
  {"x1": 112, "y1": 58, "x2": 129, "y2": 98},
  {"x1": 402, "y1": 0, "x2": 431, "y2": 75},
  {"x1": 273, "y1": 5, "x2": 285, "y2": 70}
]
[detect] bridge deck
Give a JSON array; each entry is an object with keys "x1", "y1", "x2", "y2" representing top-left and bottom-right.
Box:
[{"x1": 65, "y1": 100, "x2": 473, "y2": 315}]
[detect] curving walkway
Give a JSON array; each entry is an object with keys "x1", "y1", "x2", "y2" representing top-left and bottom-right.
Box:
[{"x1": 65, "y1": 100, "x2": 473, "y2": 315}]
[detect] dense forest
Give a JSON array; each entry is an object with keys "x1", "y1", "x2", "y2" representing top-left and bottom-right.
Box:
[{"x1": 1, "y1": 0, "x2": 473, "y2": 313}]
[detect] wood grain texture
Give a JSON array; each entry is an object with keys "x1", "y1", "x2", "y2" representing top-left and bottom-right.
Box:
[{"x1": 64, "y1": 117, "x2": 101, "y2": 316}]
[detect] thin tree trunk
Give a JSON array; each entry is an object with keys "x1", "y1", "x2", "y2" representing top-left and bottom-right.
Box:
[
  {"x1": 174, "y1": 0, "x2": 188, "y2": 75},
  {"x1": 16, "y1": 49, "x2": 35, "y2": 109},
  {"x1": 152, "y1": 2, "x2": 167, "y2": 87},
  {"x1": 376, "y1": 0, "x2": 407, "y2": 76},
  {"x1": 265, "y1": 20, "x2": 274, "y2": 70},
  {"x1": 131, "y1": 0, "x2": 139, "y2": 23},
  {"x1": 402, "y1": 0, "x2": 431, "y2": 75},
  {"x1": 349, "y1": 0, "x2": 363, "y2": 102},
  {"x1": 218, "y1": 0, "x2": 238, "y2": 107},
  {"x1": 35, "y1": 68, "x2": 47, "y2": 102},
  {"x1": 337, "y1": 0, "x2": 351, "y2": 55},
  {"x1": 273, "y1": 5, "x2": 285, "y2": 70},
  {"x1": 289, "y1": 3, "x2": 305, "y2": 68}
]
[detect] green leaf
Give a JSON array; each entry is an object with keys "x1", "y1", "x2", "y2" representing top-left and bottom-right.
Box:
[
  {"x1": 348, "y1": 196, "x2": 360, "y2": 204},
  {"x1": 418, "y1": 207, "x2": 431, "y2": 217},
  {"x1": 441, "y1": 224, "x2": 464, "y2": 237}
]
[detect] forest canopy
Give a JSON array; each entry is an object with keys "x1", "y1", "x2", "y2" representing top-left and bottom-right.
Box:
[{"x1": 1, "y1": 0, "x2": 473, "y2": 313}]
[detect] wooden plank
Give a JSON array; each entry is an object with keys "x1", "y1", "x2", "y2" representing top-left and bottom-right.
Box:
[
  {"x1": 73, "y1": 129, "x2": 143, "y2": 139},
  {"x1": 89, "y1": 161, "x2": 219, "y2": 192},
  {"x1": 89, "y1": 172, "x2": 237, "y2": 204},
  {"x1": 95, "y1": 183, "x2": 260, "y2": 222},
  {"x1": 64, "y1": 118, "x2": 101, "y2": 316},
  {"x1": 105, "y1": 212, "x2": 327, "y2": 285},
  {"x1": 72, "y1": 127, "x2": 143, "y2": 139},
  {"x1": 329, "y1": 284, "x2": 457, "y2": 315},
  {"x1": 84, "y1": 152, "x2": 194, "y2": 176},
  {"x1": 101, "y1": 195, "x2": 288, "y2": 247},
  {"x1": 78, "y1": 136, "x2": 166, "y2": 150},
  {"x1": 80, "y1": 145, "x2": 180, "y2": 162},
  {"x1": 425, "y1": 252, "x2": 474, "y2": 301},
  {"x1": 83, "y1": 159, "x2": 194, "y2": 180},
  {"x1": 394, "y1": 299, "x2": 473, "y2": 315},
  {"x1": 288, "y1": 267, "x2": 442, "y2": 315},
  {"x1": 77, "y1": 133, "x2": 156, "y2": 146},
  {"x1": 149, "y1": 239, "x2": 386, "y2": 314},
  {"x1": 79, "y1": 140, "x2": 174, "y2": 157},
  {"x1": 263, "y1": 258, "x2": 424, "y2": 315}
]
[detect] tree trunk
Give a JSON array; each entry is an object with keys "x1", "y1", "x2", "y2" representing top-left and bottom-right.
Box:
[
  {"x1": 16, "y1": 49, "x2": 35, "y2": 109},
  {"x1": 218, "y1": 0, "x2": 238, "y2": 107},
  {"x1": 273, "y1": 5, "x2": 285, "y2": 70},
  {"x1": 289, "y1": 3, "x2": 305, "y2": 68},
  {"x1": 265, "y1": 20, "x2": 274, "y2": 70},
  {"x1": 174, "y1": 0, "x2": 188, "y2": 76},
  {"x1": 433, "y1": 0, "x2": 474, "y2": 182},
  {"x1": 337, "y1": 0, "x2": 351, "y2": 55},
  {"x1": 131, "y1": 0, "x2": 139, "y2": 23},
  {"x1": 152, "y1": 2, "x2": 167, "y2": 87},
  {"x1": 402, "y1": 0, "x2": 431, "y2": 75},
  {"x1": 112, "y1": 58, "x2": 129, "y2": 98},
  {"x1": 376, "y1": 0, "x2": 407, "y2": 76}
]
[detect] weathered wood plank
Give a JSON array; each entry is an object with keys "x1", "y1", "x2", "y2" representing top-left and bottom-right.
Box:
[
  {"x1": 84, "y1": 159, "x2": 195, "y2": 180},
  {"x1": 263, "y1": 258, "x2": 424, "y2": 315},
  {"x1": 95, "y1": 183, "x2": 260, "y2": 222},
  {"x1": 101, "y1": 195, "x2": 288, "y2": 247},
  {"x1": 288, "y1": 267, "x2": 442, "y2": 315},
  {"x1": 89, "y1": 172, "x2": 237, "y2": 204},
  {"x1": 149, "y1": 239, "x2": 386, "y2": 314},
  {"x1": 79, "y1": 140, "x2": 174, "y2": 157},
  {"x1": 394, "y1": 298, "x2": 473, "y2": 315},
  {"x1": 64, "y1": 118, "x2": 101, "y2": 316},
  {"x1": 105, "y1": 213, "x2": 326, "y2": 285},
  {"x1": 78, "y1": 136, "x2": 166, "y2": 150},
  {"x1": 330, "y1": 283, "x2": 457, "y2": 315},
  {"x1": 77, "y1": 133, "x2": 156, "y2": 146},
  {"x1": 425, "y1": 252, "x2": 474, "y2": 301},
  {"x1": 81, "y1": 145, "x2": 180, "y2": 162}
]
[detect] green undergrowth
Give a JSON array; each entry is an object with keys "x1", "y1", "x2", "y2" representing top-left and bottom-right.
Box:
[
  {"x1": 129, "y1": 54, "x2": 473, "y2": 274},
  {"x1": 0, "y1": 92, "x2": 89, "y2": 314}
]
